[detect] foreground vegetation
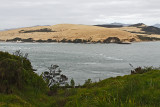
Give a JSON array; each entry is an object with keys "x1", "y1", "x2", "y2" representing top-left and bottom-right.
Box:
[{"x1": 0, "y1": 51, "x2": 160, "y2": 107}]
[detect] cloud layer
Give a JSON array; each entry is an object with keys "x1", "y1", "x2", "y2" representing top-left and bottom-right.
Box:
[{"x1": 0, "y1": 0, "x2": 160, "y2": 29}]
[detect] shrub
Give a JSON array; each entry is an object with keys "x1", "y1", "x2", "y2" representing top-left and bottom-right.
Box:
[
  {"x1": 48, "y1": 84, "x2": 59, "y2": 96},
  {"x1": 42, "y1": 64, "x2": 68, "y2": 87},
  {"x1": 142, "y1": 26, "x2": 160, "y2": 34},
  {"x1": 131, "y1": 67, "x2": 154, "y2": 74},
  {"x1": 19, "y1": 28, "x2": 55, "y2": 33},
  {"x1": 72, "y1": 39, "x2": 83, "y2": 43},
  {"x1": 0, "y1": 58, "x2": 22, "y2": 93},
  {"x1": 83, "y1": 79, "x2": 92, "y2": 88},
  {"x1": 70, "y1": 78, "x2": 75, "y2": 88},
  {"x1": 0, "y1": 51, "x2": 47, "y2": 94},
  {"x1": 137, "y1": 35, "x2": 160, "y2": 41}
]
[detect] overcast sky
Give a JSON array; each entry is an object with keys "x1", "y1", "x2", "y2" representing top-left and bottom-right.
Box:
[{"x1": 0, "y1": 0, "x2": 160, "y2": 30}]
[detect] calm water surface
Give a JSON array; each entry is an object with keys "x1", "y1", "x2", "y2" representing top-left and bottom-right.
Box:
[{"x1": 0, "y1": 42, "x2": 160, "y2": 84}]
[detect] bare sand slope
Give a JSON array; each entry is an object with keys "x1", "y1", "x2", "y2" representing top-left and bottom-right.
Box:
[{"x1": 0, "y1": 24, "x2": 138, "y2": 42}]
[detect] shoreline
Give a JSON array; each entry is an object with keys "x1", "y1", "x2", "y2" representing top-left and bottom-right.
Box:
[
  {"x1": 1, "y1": 40, "x2": 160, "y2": 44},
  {"x1": 0, "y1": 41, "x2": 132, "y2": 44},
  {"x1": 1, "y1": 37, "x2": 160, "y2": 44}
]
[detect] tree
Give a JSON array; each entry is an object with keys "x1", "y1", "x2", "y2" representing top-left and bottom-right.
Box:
[
  {"x1": 13, "y1": 50, "x2": 28, "y2": 59},
  {"x1": 42, "y1": 64, "x2": 68, "y2": 87},
  {"x1": 70, "y1": 78, "x2": 75, "y2": 88},
  {"x1": 83, "y1": 79, "x2": 92, "y2": 87}
]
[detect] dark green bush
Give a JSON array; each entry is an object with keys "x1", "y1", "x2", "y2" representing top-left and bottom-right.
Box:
[
  {"x1": 0, "y1": 51, "x2": 48, "y2": 94},
  {"x1": 83, "y1": 79, "x2": 92, "y2": 88},
  {"x1": 19, "y1": 28, "x2": 55, "y2": 33},
  {"x1": 131, "y1": 66, "x2": 154, "y2": 74},
  {"x1": 70, "y1": 78, "x2": 75, "y2": 88},
  {"x1": 0, "y1": 58, "x2": 22, "y2": 93},
  {"x1": 142, "y1": 26, "x2": 160, "y2": 34},
  {"x1": 137, "y1": 35, "x2": 160, "y2": 41}
]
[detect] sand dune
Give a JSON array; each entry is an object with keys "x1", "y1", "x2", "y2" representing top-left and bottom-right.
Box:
[{"x1": 0, "y1": 24, "x2": 138, "y2": 42}]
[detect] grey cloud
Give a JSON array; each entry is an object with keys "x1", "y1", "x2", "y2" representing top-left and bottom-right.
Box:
[{"x1": 0, "y1": 0, "x2": 160, "y2": 30}]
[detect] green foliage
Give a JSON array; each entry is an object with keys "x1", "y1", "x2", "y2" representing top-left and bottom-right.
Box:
[
  {"x1": 83, "y1": 79, "x2": 92, "y2": 88},
  {"x1": 19, "y1": 28, "x2": 55, "y2": 33},
  {"x1": 131, "y1": 66, "x2": 155, "y2": 74},
  {"x1": 65, "y1": 83, "x2": 70, "y2": 87},
  {"x1": 48, "y1": 84, "x2": 59, "y2": 96},
  {"x1": 70, "y1": 78, "x2": 75, "y2": 88},
  {"x1": 0, "y1": 51, "x2": 47, "y2": 94},
  {"x1": 0, "y1": 58, "x2": 23, "y2": 93},
  {"x1": 42, "y1": 64, "x2": 68, "y2": 87},
  {"x1": 142, "y1": 26, "x2": 160, "y2": 34},
  {"x1": 65, "y1": 68, "x2": 160, "y2": 107},
  {"x1": 137, "y1": 35, "x2": 160, "y2": 41}
]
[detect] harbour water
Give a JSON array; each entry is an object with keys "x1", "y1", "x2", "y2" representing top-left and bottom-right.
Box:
[{"x1": 0, "y1": 42, "x2": 160, "y2": 84}]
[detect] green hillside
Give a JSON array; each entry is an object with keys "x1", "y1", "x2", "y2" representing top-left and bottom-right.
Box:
[{"x1": 0, "y1": 51, "x2": 160, "y2": 107}]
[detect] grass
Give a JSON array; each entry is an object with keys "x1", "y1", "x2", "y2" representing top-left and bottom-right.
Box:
[
  {"x1": 64, "y1": 69, "x2": 160, "y2": 107},
  {"x1": 1, "y1": 70, "x2": 160, "y2": 107},
  {"x1": 0, "y1": 51, "x2": 160, "y2": 106}
]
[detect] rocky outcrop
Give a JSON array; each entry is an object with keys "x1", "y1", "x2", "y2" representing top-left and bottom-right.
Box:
[
  {"x1": 72, "y1": 39, "x2": 84, "y2": 43},
  {"x1": 103, "y1": 37, "x2": 121, "y2": 43},
  {"x1": 47, "y1": 39, "x2": 57, "y2": 42},
  {"x1": 60, "y1": 39, "x2": 89, "y2": 43}
]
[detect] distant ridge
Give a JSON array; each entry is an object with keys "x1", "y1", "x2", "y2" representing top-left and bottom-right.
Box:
[
  {"x1": 0, "y1": 25, "x2": 51, "y2": 31},
  {"x1": 153, "y1": 24, "x2": 160, "y2": 28},
  {"x1": 95, "y1": 22, "x2": 130, "y2": 28},
  {"x1": 129, "y1": 23, "x2": 146, "y2": 27},
  {"x1": 109, "y1": 22, "x2": 131, "y2": 26},
  {"x1": 95, "y1": 24, "x2": 123, "y2": 28}
]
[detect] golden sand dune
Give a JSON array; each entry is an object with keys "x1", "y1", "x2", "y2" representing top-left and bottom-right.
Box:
[{"x1": 0, "y1": 24, "x2": 138, "y2": 42}]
